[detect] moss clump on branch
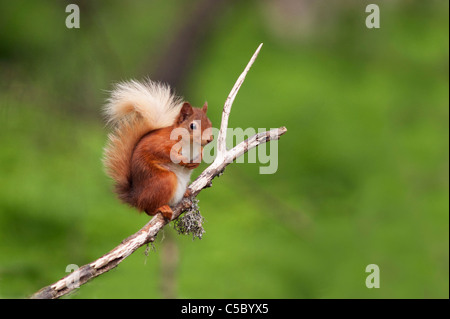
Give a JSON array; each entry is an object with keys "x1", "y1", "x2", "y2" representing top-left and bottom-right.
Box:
[{"x1": 173, "y1": 199, "x2": 205, "y2": 240}]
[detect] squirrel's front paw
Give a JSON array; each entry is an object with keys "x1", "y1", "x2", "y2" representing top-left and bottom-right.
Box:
[{"x1": 185, "y1": 162, "x2": 200, "y2": 169}]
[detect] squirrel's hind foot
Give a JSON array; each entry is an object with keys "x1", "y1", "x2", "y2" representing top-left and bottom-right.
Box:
[{"x1": 156, "y1": 205, "x2": 173, "y2": 221}]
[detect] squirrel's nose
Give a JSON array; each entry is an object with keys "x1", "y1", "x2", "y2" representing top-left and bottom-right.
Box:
[{"x1": 202, "y1": 136, "x2": 213, "y2": 145}]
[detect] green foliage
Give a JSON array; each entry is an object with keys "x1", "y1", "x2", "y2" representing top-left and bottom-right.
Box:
[{"x1": 0, "y1": 0, "x2": 448, "y2": 298}]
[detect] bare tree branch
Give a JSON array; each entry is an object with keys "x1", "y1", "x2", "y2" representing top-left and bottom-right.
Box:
[
  {"x1": 30, "y1": 44, "x2": 287, "y2": 299},
  {"x1": 216, "y1": 43, "x2": 263, "y2": 157}
]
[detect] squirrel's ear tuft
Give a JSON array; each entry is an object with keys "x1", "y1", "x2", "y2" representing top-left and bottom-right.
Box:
[
  {"x1": 178, "y1": 102, "x2": 193, "y2": 123},
  {"x1": 202, "y1": 102, "x2": 208, "y2": 113}
]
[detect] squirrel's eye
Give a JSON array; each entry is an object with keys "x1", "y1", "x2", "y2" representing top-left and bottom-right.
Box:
[{"x1": 189, "y1": 122, "x2": 197, "y2": 130}]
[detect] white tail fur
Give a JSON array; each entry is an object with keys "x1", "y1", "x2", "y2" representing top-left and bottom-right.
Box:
[{"x1": 104, "y1": 79, "x2": 183, "y2": 128}]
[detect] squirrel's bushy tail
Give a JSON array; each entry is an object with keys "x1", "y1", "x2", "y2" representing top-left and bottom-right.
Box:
[{"x1": 103, "y1": 79, "x2": 183, "y2": 198}]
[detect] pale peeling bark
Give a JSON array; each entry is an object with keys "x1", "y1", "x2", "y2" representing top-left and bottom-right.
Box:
[{"x1": 31, "y1": 43, "x2": 287, "y2": 299}]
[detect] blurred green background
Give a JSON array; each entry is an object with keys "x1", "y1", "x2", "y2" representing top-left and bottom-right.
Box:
[{"x1": 0, "y1": 0, "x2": 448, "y2": 299}]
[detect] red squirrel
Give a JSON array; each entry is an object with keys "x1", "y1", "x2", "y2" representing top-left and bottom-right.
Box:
[{"x1": 103, "y1": 79, "x2": 213, "y2": 220}]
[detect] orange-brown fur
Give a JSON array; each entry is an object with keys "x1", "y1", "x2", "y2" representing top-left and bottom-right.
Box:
[{"x1": 106, "y1": 101, "x2": 212, "y2": 220}]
